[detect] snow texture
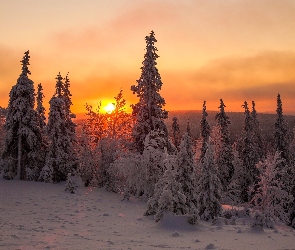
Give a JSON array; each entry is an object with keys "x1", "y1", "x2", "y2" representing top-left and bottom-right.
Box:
[{"x1": 0, "y1": 178, "x2": 294, "y2": 250}]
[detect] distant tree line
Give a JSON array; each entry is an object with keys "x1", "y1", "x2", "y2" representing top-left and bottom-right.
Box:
[{"x1": 0, "y1": 31, "x2": 294, "y2": 228}]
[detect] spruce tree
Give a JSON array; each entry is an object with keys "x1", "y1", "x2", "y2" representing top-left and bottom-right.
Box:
[
  {"x1": 251, "y1": 101, "x2": 264, "y2": 160},
  {"x1": 36, "y1": 83, "x2": 46, "y2": 131},
  {"x1": 215, "y1": 99, "x2": 234, "y2": 190},
  {"x1": 274, "y1": 94, "x2": 290, "y2": 163},
  {"x1": 251, "y1": 152, "x2": 293, "y2": 227},
  {"x1": 176, "y1": 132, "x2": 198, "y2": 224},
  {"x1": 131, "y1": 31, "x2": 169, "y2": 153},
  {"x1": 197, "y1": 143, "x2": 222, "y2": 221},
  {"x1": 239, "y1": 101, "x2": 260, "y2": 202},
  {"x1": 273, "y1": 94, "x2": 294, "y2": 226},
  {"x1": 1, "y1": 51, "x2": 45, "y2": 180},
  {"x1": 141, "y1": 129, "x2": 167, "y2": 199},
  {"x1": 200, "y1": 101, "x2": 211, "y2": 163},
  {"x1": 144, "y1": 154, "x2": 187, "y2": 222},
  {"x1": 40, "y1": 73, "x2": 78, "y2": 182},
  {"x1": 171, "y1": 117, "x2": 181, "y2": 150}
]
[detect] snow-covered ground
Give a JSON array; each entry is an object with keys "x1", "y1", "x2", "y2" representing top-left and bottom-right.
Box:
[{"x1": 0, "y1": 178, "x2": 294, "y2": 250}]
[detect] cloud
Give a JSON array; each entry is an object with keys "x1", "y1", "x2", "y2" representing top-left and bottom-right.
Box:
[
  {"x1": 160, "y1": 51, "x2": 295, "y2": 113},
  {"x1": 50, "y1": 1, "x2": 181, "y2": 53}
]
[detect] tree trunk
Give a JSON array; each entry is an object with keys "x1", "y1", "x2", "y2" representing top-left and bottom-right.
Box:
[{"x1": 17, "y1": 122, "x2": 22, "y2": 180}]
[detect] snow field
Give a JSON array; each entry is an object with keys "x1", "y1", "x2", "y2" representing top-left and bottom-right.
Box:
[{"x1": 0, "y1": 179, "x2": 294, "y2": 250}]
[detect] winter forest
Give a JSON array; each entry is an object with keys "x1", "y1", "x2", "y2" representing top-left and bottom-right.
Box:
[{"x1": 0, "y1": 31, "x2": 295, "y2": 248}]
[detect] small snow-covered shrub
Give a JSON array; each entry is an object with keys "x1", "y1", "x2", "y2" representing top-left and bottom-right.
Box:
[
  {"x1": 65, "y1": 173, "x2": 77, "y2": 194},
  {"x1": 26, "y1": 167, "x2": 40, "y2": 181},
  {"x1": 251, "y1": 152, "x2": 293, "y2": 226},
  {"x1": 250, "y1": 210, "x2": 265, "y2": 231}
]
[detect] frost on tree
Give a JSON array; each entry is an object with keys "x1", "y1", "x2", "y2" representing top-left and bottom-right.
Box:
[
  {"x1": 144, "y1": 154, "x2": 187, "y2": 223},
  {"x1": 251, "y1": 101, "x2": 265, "y2": 160},
  {"x1": 141, "y1": 129, "x2": 167, "y2": 199},
  {"x1": 228, "y1": 143, "x2": 244, "y2": 203},
  {"x1": 1, "y1": 51, "x2": 46, "y2": 180},
  {"x1": 78, "y1": 102, "x2": 106, "y2": 186},
  {"x1": 214, "y1": 99, "x2": 234, "y2": 190},
  {"x1": 40, "y1": 73, "x2": 78, "y2": 182},
  {"x1": 131, "y1": 31, "x2": 170, "y2": 154},
  {"x1": 176, "y1": 132, "x2": 199, "y2": 224},
  {"x1": 274, "y1": 94, "x2": 290, "y2": 164},
  {"x1": 0, "y1": 107, "x2": 8, "y2": 163},
  {"x1": 251, "y1": 152, "x2": 293, "y2": 228},
  {"x1": 103, "y1": 89, "x2": 134, "y2": 190},
  {"x1": 238, "y1": 101, "x2": 260, "y2": 202},
  {"x1": 200, "y1": 101, "x2": 211, "y2": 163},
  {"x1": 171, "y1": 117, "x2": 181, "y2": 150},
  {"x1": 65, "y1": 173, "x2": 77, "y2": 194},
  {"x1": 36, "y1": 83, "x2": 46, "y2": 131},
  {"x1": 78, "y1": 90, "x2": 133, "y2": 189},
  {"x1": 197, "y1": 143, "x2": 222, "y2": 221}
]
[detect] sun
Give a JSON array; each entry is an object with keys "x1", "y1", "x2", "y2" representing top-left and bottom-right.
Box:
[{"x1": 104, "y1": 102, "x2": 115, "y2": 114}]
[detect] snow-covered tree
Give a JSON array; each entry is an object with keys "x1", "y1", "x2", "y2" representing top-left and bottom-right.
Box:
[
  {"x1": 0, "y1": 107, "x2": 7, "y2": 163},
  {"x1": 1, "y1": 51, "x2": 45, "y2": 180},
  {"x1": 141, "y1": 129, "x2": 167, "y2": 199},
  {"x1": 78, "y1": 90, "x2": 133, "y2": 189},
  {"x1": 227, "y1": 143, "x2": 244, "y2": 204},
  {"x1": 103, "y1": 90, "x2": 134, "y2": 190},
  {"x1": 36, "y1": 83, "x2": 46, "y2": 131},
  {"x1": 251, "y1": 152, "x2": 293, "y2": 227},
  {"x1": 251, "y1": 101, "x2": 265, "y2": 160},
  {"x1": 197, "y1": 143, "x2": 222, "y2": 221},
  {"x1": 109, "y1": 129, "x2": 167, "y2": 198},
  {"x1": 274, "y1": 94, "x2": 290, "y2": 163},
  {"x1": 109, "y1": 151, "x2": 145, "y2": 198},
  {"x1": 144, "y1": 154, "x2": 187, "y2": 222},
  {"x1": 215, "y1": 99, "x2": 234, "y2": 190},
  {"x1": 131, "y1": 31, "x2": 170, "y2": 154},
  {"x1": 78, "y1": 102, "x2": 106, "y2": 186},
  {"x1": 200, "y1": 101, "x2": 211, "y2": 163},
  {"x1": 238, "y1": 101, "x2": 260, "y2": 202},
  {"x1": 40, "y1": 73, "x2": 78, "y2": 182},
  {"x1": 176, "y1": 132, "x2": 198, "y2": 223},
  {"x1": 171, "y1": 117, "x2": 181, "y2": 150},
  {"x1": 65, "y1": 173, "x2": 77, "y2": 194},
  {"x1": 63, "y1": 73, "x2": 75, "y2": 120},
  {"x1": 105, "y1": 89, "x2": 133, "y2": 142},
  {"x1": 63, "y1": 74, "x2": 77, "y2": 142}
]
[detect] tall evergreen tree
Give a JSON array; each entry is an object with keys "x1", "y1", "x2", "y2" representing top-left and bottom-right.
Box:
[
  {"x1": 240, "y1": 101, "x2": 260, "y2": 202},
  {"x1": 274, "y1": 94, "x2": 290, "y2": 163},
  {"x1": 171, "y1": 117, "x2": 181, "y2": 150},
  {"x1": 197, "y1": 143, "x2": 222, "y2": 221},
  {"x1": 215, "y1": 99, "x2": 234, "y2": 190},
  {"x1": 36, "y1": 83, "x2": 46, "y2": 131},
  {"x1": 141, "y1": 129, "x2": 167, "y2": 199},
  {"x1": 144, "y1": 154, "x2": 187, "y2": 222},
  {"x1": 273, "y1": 94, "x2": 294, "y2": 226},
  {"x1": 200, "y1": 101, "x2": 211, "y2": 163},
  {"x1": 251, "y1": 101, "x2": 264, "y2": 160},
  {"x1": 251, "y1": 152, "x2": 293, "y2": 227},
  {"x1": 39, "y1": 73, "x2": 78, "y2": 182},
  {"x1": 176, "y1": 132, "x2": 198, "y2": 224},
  {"x1": 1, "y1": 51, "x2": 45, "y2": 180},
  {"x1": 131, "y1": 31, "x2": 169, "y2": 153}
]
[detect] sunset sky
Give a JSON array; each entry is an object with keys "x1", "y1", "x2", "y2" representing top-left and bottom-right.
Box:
[{"x1": 1, "y1": 0, "x2": 295, "y2": 117}]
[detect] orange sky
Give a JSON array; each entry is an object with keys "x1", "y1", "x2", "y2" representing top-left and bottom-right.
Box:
[{"x1": 1, "y1": 0, "x2": 295, "y2": 118}]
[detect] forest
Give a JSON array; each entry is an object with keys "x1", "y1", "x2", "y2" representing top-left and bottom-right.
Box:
[{"x1": 0, "y1": 31, "x2": 294, "y2": 230}]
